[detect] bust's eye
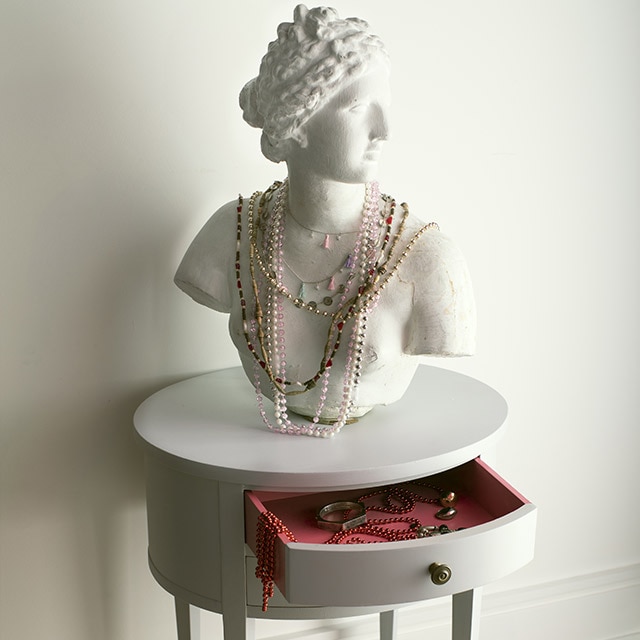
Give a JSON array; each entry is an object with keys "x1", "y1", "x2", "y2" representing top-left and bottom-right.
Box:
[{"x1": 349, "y1": 102, "x2": 368, "y2": 113}]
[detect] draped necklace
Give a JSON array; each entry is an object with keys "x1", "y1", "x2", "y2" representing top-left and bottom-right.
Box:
[{"x1": 234, "y1": 179, "x2": 437, "y2": 437}]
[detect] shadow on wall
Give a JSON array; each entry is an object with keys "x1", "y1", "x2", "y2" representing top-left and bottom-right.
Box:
[
  {"x1": 1, "y1": 200, "x2": 212, "y2": 638},
  {"x1": 0, "y1": 7, "x2": 230, "y2": 638}
]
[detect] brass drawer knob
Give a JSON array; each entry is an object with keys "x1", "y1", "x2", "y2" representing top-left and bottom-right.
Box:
[{"x1": 429, "y1": 562, "x2": 452, "y2": 585}]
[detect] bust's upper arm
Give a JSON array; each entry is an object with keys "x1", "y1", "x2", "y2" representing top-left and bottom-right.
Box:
[
  {"x1": 403, "y1": 230, "x2": 476, "y2": 356},
  {"x1": 174, "y1": 200, "x2": 238, "y2": 313}
]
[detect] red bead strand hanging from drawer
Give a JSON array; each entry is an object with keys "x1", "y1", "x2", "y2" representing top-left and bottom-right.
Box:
[{"x1": 255, "y1": 511, "x2": 298, "y2": 611}]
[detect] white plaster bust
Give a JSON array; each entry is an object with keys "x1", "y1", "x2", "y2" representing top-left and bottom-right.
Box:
[{"x1": 175, "y1": 5, "x2": 476, "y2": 436}]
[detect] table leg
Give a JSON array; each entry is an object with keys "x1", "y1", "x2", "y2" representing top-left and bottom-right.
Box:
[
  {"x1": 219, "y1": 481, "x2": 255, "y2": 640},
  {"x1": 175, "y1": 598, "x2": 200, "y2": 640},
  {"x1": 452, "y1": 589, "x2": 482, "y2": 640},
  {"x1": 380, "y1": 609, "x2": 397, "y2": 640}
]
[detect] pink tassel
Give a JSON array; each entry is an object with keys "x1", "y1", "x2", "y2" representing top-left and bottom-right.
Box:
[
  {"x1": 328, "y1": 276, "x2": 336, "y2": 291},
  {"x1": 323, "y1": 234, "x2": 331, "y2": 249}
]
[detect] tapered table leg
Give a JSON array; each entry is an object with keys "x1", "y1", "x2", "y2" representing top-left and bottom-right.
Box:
[
  {"x1": 380, "y1": 609, "x2": 397, "y2": 640},
  {"x1": 175, "y1": 598, "x2": 200, "y2": 640},
  {"x1": 452, "y1": 589, "x2": 482, "y2": 640}
]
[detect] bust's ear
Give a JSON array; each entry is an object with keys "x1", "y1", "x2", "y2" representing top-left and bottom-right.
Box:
[{"x1": 289, "y1": 127, "x2": 308, "y2": 150}]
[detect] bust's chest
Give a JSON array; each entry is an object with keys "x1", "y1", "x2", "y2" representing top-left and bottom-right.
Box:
[{"x1": 228, "y1": 261, "x2": 414, "y2": 382}]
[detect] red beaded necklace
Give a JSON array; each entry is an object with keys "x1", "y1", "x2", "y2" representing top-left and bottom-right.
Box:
[
  {"x1": 357, "y1": 480, "x2": 444, "y2": 513},
  {"x1": 255, "y1": 510, "x2": 298, "y2": 612},
  {"x1": 254, "y1": 480, "x2": 460, "y2": 610}
]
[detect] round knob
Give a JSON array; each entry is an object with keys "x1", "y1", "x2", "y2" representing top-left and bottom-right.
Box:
[{"x1": 429, "y1": 562, "x2": 452, "y2": 585}]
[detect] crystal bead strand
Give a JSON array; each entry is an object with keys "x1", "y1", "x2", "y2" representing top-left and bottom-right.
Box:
[
  {"x1": 258, "y1": 181, "x2": 379, "y2": 437},
  {"x1": 236, "y1": 180, "x2": 439, "y2": 437},
  {"x1": 270, "y1": 184, "x2": 354, "y2": 435}
]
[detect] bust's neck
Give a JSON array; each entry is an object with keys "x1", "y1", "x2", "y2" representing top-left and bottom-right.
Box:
[{"x1": 285, "y1": 167, "x2": 369, "y2": 234}]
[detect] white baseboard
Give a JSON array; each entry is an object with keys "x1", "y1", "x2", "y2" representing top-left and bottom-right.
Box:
[{"x1": 254, "y1": 564, "x2": 640, "y2": 640}]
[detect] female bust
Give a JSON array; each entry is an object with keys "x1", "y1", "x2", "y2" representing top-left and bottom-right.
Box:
[{"x1": 175, "y1": 5, "x2": 475, "y2": 437}]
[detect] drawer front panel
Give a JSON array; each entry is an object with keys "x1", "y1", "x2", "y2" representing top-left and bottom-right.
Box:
[
  {"x1": 245, "y1": 458, "x2": 536, "y2": 607},
  {"x1": 283, "y1": 506, "x2": 536, "y2": 606}
]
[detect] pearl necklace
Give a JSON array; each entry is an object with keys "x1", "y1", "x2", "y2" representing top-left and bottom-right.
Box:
[
  {"x1": 235, "y1": 179, "x2": 439, "y2": 438},
  {"x1": 252, "y1": 180, "x2": 377, "y2": 436},
  {"x1": 246, "y1": 182, "x2": 378, "y2": 390}
]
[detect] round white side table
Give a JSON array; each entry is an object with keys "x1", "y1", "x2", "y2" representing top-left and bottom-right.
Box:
[{"x1": 134, "y1": 365, "x2": 536, "y2": 640}]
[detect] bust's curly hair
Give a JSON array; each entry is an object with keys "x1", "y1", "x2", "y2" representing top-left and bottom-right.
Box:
[{"x1": 239, "y1": 5, "x2": 388, "y2": 163}]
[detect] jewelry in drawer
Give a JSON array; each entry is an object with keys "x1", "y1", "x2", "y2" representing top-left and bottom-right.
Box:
[{"x1": 245, "y1": 458, "x2": 536, "y2": 609}]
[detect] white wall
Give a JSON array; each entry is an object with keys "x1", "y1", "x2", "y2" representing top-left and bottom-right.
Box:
[{"x1": 1, "y1": 1, "x2": 638, "y2": 639}]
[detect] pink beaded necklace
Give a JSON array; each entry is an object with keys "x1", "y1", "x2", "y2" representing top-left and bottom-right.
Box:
[
  {"x1": 250, "y1": 180, "x2": 380, "y2": 437},
  {"x1": 235, "y1": 179, "x2": 438, "y2": 438}
]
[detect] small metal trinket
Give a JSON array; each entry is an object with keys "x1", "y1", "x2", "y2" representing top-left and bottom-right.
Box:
[
  {"x1": 435, "y1": 506, "x2": 457, "y2": 520},
  {"x1": 414, "y1": 525, "x2": 437, "y2": 538},
  {"x1": 439, "y1": 490, "x2": 458, "y2": 508}
]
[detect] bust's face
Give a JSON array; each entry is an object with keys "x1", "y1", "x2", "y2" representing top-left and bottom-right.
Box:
[{"x1": 289, "y1": 62, "x2": 391, "y2": 183}]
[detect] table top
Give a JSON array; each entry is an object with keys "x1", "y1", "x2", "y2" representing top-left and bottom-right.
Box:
[{"x1": 133, "y1": 365, "x2": 508, "y2": 491}]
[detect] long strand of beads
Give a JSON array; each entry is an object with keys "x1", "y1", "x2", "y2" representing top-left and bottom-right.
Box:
[
  {"x1": 251, "y1": 181, "x2": 376, "y2": 436},
  {"x1": 338, "y1": 227, "x2": 374, "y2": 416},
  {"x1": 270, "y1": 198, "x2": 354, "y2": 436},
  {"x1": 295, "y1": 183, "x2": 380, "y2": 435},
  {"x1": 255, "y1": 510, "x2": 297, "y2": 611},
  {"x1": 357, "y1": 482, "x2": 444, "y2": 514},
  {"x1": 236, "y1": 180, "x2": 439, "y2": 436},
  {"x1": 250, "y1": 279, "x2": 301, "y2": 435},
  {"x1": 269, "y1": 206, "x2": 336, "y2": 434},
  {"x1": 324, "y1": 516, "x2": 423, "y2": 544},
  {"x1": 318, "y1": 185, "x2": 382, "y2": 431},
  {"x1": 247, "y1": 185, "x2": 334, "y2": 435},
  {"x1": 243, "y1": 188, "x2": 354, "y2": 429},
  {"x1": 249, "y1": 181, "x2": 380, "y2": 395},
  {"x1": 239, "y1": 192, "x2": 278, "y2": 383},
  {"x1": 345, "y1": 185, "x2": 380, "y2": 402},
  {"x1": 338, "y1": 313, "x2": 364, "y2": 420},
  {"x1": 241, "y1": 189, "x2": 409, "y2": 394}
]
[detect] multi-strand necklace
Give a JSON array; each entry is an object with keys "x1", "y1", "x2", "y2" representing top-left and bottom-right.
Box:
[{"x1": 234, "y1": 178, "x2": 437, "y2": 438}]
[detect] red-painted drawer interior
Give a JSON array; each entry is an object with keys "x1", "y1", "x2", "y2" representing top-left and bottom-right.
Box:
[
  {"x1": 246, "y1": 458, "x2": 527, "y2": 546},
  {"x1": 244, "y1": 458, "x2": 536, "y2": 608}
]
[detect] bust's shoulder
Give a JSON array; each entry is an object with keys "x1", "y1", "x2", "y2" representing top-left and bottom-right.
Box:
[
  {"x1": 200, "y1": 198, "x2": 243, "y2": 235},
  {"x1": 173, "y1": 197, "x2": 244, "y2": 312},
  {"x1": 204, "y1": 186, "x2": 278, "y2": 232},
  {"x1": 392, "y1": 214, "x2": 476, "y2": 356},
  {"x1": 398, "y1": 216, "x2": 467, "y2": 273}
]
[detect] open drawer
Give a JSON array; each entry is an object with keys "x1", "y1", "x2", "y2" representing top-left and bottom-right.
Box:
[{"x1": 245, "y1": 458, "x2": 536, "y2": 607}]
